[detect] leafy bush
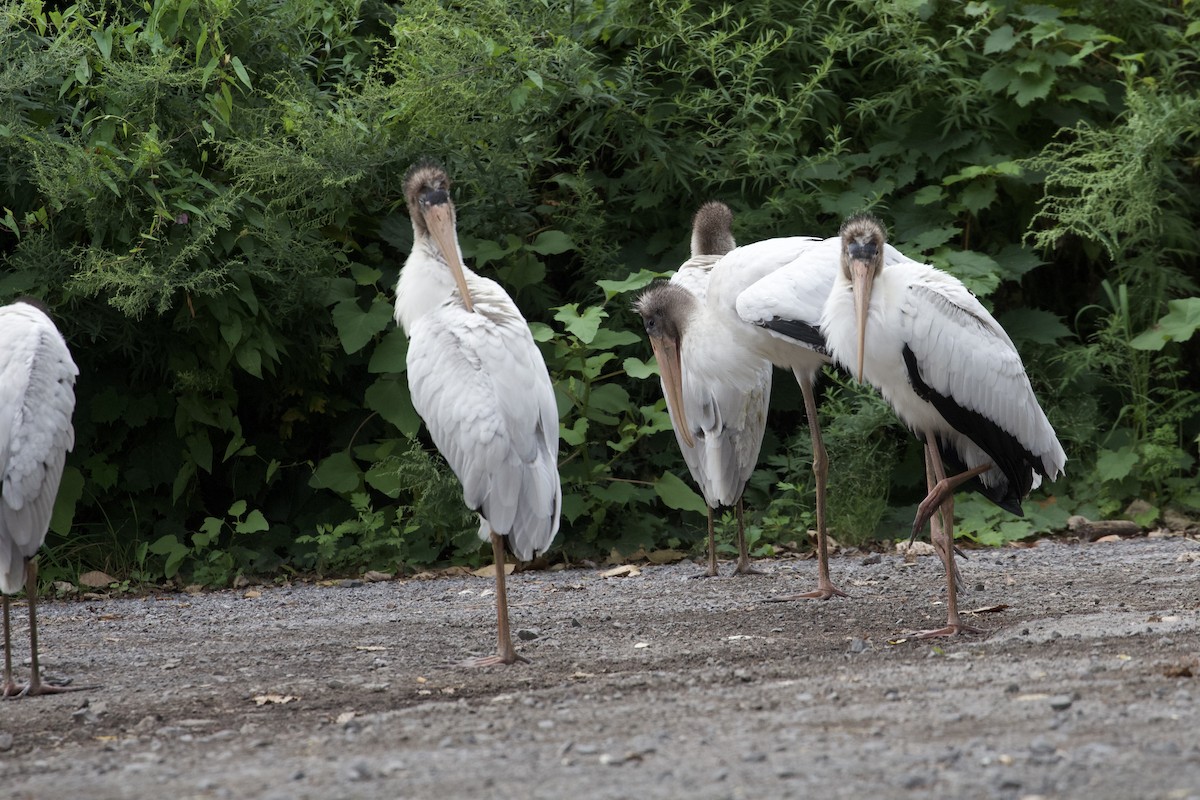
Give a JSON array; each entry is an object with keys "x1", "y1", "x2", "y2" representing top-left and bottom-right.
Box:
[{"x1": 1, "y1": 0, "x2": 1196, "y2": 586}]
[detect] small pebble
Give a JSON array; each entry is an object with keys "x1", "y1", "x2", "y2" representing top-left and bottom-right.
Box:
[{"x1": 1049, "y1": 694, "x2": 1074, "y2": 711}]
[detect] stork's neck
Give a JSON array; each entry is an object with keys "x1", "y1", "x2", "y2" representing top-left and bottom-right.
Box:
[{"x1": 394, "y1": 232, "x2": 475, "y2": 334}]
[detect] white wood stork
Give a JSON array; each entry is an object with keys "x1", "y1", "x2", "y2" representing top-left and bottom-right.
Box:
[
  {"x1": 394, "y1": 160, "x2": 561, "y2": 666},
  {"x1": 635, "y1": 201, "x2": 772, "y2": 577},
  {"x1": 724, "y1": 229, "x2": 916, "y2": 600},
  {"x1": 640, "y1": 204, "x2": 888, "y2": 598},
  {"x1": 1, "y1": 299, "x2": 79, "y2": 697},
  {"x1": 820, "y1": 213, "x2": 1066, "y2": 636}
]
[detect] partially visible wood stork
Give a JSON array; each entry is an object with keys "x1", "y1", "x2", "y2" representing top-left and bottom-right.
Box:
[
  {"x1": 394, "y1": 160, "x2": 561, "y2": 666},
  {"x1": 722, "y1": 229, "x2": 915, "y2": 600},
  {"x1": 639, "y1": 204, "x2": 882, "y2": 598},
  {"x1": 819, "y1": 213, "x2": 1066, "y2": 636},
  {"x1": 1, "y1": 299, "x2": 80, "y2": 697},
  {"x1": 635, "y1": 201, "x2": 773, "y2": 577}
]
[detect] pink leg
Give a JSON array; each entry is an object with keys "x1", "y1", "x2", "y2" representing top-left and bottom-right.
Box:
[
  {"x1": 461, "y1": 533, "x2": 528, "y2": 667},
  {"x1": 768, "y1": 378, "x2": 848, "y2": 600},
  {"x1": 10, "y1": 559, "x2": 88, "y2": 697},
  {"x1": 2, "y1": 594, "x2": 18, "y2": 697},
  {"x1": 733, "y1": 498, "x2": 764, "y2": 575},
  {"x1": 915, "y1": 440, "x2": 982, "y2": 638}
]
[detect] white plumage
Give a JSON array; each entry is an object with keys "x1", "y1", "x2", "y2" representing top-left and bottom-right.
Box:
[
  {"x1": 394, "y1": 160, "x2": 560, "y2": 665},
  {"x1": 695, "y1": 231, "x2": 869, "y2": 599},
  {"x1": 818, "y1": 213, "x2": 1065, "y2": 636},
  {"x1": 636, "y1": 202, "x2": 772, "y2": 576},
  {"x1": 1, "y1": 299, "x2": 78, "y2": 696},
  {"x1": 819, "y1": 217, "x2": 1066, "y2": 513},
  {"x1": 1, "y1": 302, "x2": 77, "y2": 593}
]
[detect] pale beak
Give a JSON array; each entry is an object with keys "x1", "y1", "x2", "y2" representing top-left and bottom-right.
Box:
[
  {"x1": 849, "y1": 258, "x2": 875, "y2": 383},
  {"x1": 650, "y1": 336, "x2": 694, "y2": 449},
  {"x1": 424, "y1": 202, "x2": 475, "y2": 313}
]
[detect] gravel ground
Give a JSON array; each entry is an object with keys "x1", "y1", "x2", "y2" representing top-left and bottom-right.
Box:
[{"x1": 2, "y1": 534, "x2": 1200, "y2": 799}]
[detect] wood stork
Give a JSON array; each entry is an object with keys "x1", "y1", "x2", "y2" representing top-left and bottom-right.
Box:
[
  {"x1": 1, "y1": 299, "x2": 79, "y2": 697},
  {"x1": 819, "y1": 213, "x2": 1066, "y2": 636},
  {"x1": 639, "y1": 204, "x2": 876, "y2": 598},
  {"x1": 394, "y1": 160, "x2": 561, "y2": 666},
  {"x1": 635, "y1": 201, "x2": 773, "y2": 577}
]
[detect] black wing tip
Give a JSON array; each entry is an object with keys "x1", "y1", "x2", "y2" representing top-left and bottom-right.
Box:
[{"x1": 760, "y1": 316, "x2": 827, "y2": 352}]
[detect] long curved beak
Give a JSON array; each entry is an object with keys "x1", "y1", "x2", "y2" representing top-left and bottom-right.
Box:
[
  {"x1": 650, "y1": 336, "x2": 694, "y2": 449},
  {"x1": 849, "y1": 259, "x2": 874, "y2": 383},
  {"x1": 424, "y1": 202, "x2": 475, "y2": 313}
]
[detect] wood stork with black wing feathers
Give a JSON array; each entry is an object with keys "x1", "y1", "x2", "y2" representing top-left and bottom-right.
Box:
[
  {"x1": 820, "y1": 213, "x2": 1066, "y2": 636},
  {"x1": 635, "y1": 201, "x2": 772, "y2": 577},
  {"x1": 394, "y1": 160, "x2": 561, "y2": 666},
  {"x1": 2, "y1": 299, "x2": 80, "y2": 697}
]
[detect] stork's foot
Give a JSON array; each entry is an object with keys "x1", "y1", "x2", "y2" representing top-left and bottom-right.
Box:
[
  {"x1": 733, "y1": 561, "x2": 766, "y2": 576},
  {"x1": 688, "y1": 566, "x2": 720, "y2": 580},
  {"x1": 764, "y1": 581, "x2": 850, "y2": 602},
  {"x1": 913, "y1": 621, "x2": 985, "y2": 639},
  {"x1": 459, "y1": 651, "x2": 529, "y2": 668},
  {"x1": 4, "y1": 680, "x2": 87, "y2": 698},
  {"x1": 1, "y1": 679, "x2": 20, "y2": 698}
]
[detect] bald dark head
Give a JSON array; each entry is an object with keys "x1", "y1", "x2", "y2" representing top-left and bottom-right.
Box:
[{"x1": 634, "y1": 283, "x2": 698, "y2": 345}]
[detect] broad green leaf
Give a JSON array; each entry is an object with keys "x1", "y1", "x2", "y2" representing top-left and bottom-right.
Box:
[
  {"x1": 1096, "y1": 447, "x2": 1138, "y2": 482},
  {"x1": 332, "y1": 298, "x2": 393, "y2": 354},
  {"x1": 587, "y1": 383, "x2": 631, "y2": 415},
  {"x1": 998, "y1": 309, "x2": 1072, "y2": 345},
  {"x1": 554, "y1": 304, "x2": 606, "y2": 344},
  {"x1": 1059, "y1": 84, "x2": 1106, "y2": 105},
  {"x1": 49, "y1": 466, "x2": 84, "y2": 535},
  {"x1": 958, "y1": 179, "x2": 997, "y2": 214},
  {"x1": 350, "y1": 263, "x2": 383, "y2": 286},
  {"x1": 912, "y1": 185, "x2": 944, "y2": 206},
  {"x1": 590, "y1": 327, "x2": 642, "y2": 349},
  {"x1": 1012, "y1": 64, "x2": 1055, "y2": 106},
  {"x1": 236, "y1": 509, "x2": 270, "y2": 534},
  {"x1": 365, "y1": 376, "x2": 421, "y2": 435},
  {"x1": 235, "y1": 344, "x2": 263, "y2": 378},
  {"x1": 596, "y1": 269, "x2": 661, "y2": 301},
  {"x1": 365, "y1": 461, "x2": 403, "y2": 497},
  {"x1": 527, "y1": 230, "x2": 574, "y2": 255},
  {"x1": 461, "y1": 233, "x2": 518, "y2": 265},
  {"x1": 1130, "y1": 298, "x2": 1200, "y2": 350},
  {"x1": 228, "y1": 500, "x2": 248, "y2": 517},
  {"x1": 310, "y1": 451, "x2": 361, "y2": 493},
  {"x1": 90, "y1": 386, "x2": 127, "y2": 423},
  {"x1": 624, "y1": 356, "x2": 659, "y2": 379},
  {"x1": 496, "y1": 253, "x2": 546, "y2": 288},
  {"x1": 368, "y1": 328, "x2": 409, "y2": 373},
  {"x1": 653, "y1": 471, "x2": 708, "y2": 515},
  {"x1": 906, "y1": 224, "x2": 956, "y2": 252},
  {"x1": 935, "y1": 249, "x2": 1000, "y2": 297},
  {"x1": 992, "y1": 244, "x2": 1044, "y2": 281},
  {"x1": 983, "y1": 24, "x2": 1018, "y2": 54},
  {"x1": 529, "y1": 321, "x2": 554, "y2": 342},
  {"x1": 560, "y1": 417, "x2": 589, "y2": 446}
]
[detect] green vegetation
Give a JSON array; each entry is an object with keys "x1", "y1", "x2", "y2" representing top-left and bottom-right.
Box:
[{"x1": 1, "y1": 0, "x2": 1196, "y2": 586}]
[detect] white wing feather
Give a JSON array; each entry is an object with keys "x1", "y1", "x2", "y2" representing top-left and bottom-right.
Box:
[
  {"x1": 405, "y1": 277, "x2": 561, "y2": 561},
  {"x1": 664, "y1": 266, "x2": 772, "y2": 509},
  {"x1": 0, "y1": 303, "x2": 78, "y2": 594},
  {"x1": 896, "y1": 263, "x2": 1066, "y2": 481},
  {"x1": 736, "y1": 238, "x2": 911, "y2": 339}
]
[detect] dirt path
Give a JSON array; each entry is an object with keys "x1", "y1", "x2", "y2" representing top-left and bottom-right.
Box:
[{"x1": 3, "y1": 535, "x2": 1199, "y2": 799}]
